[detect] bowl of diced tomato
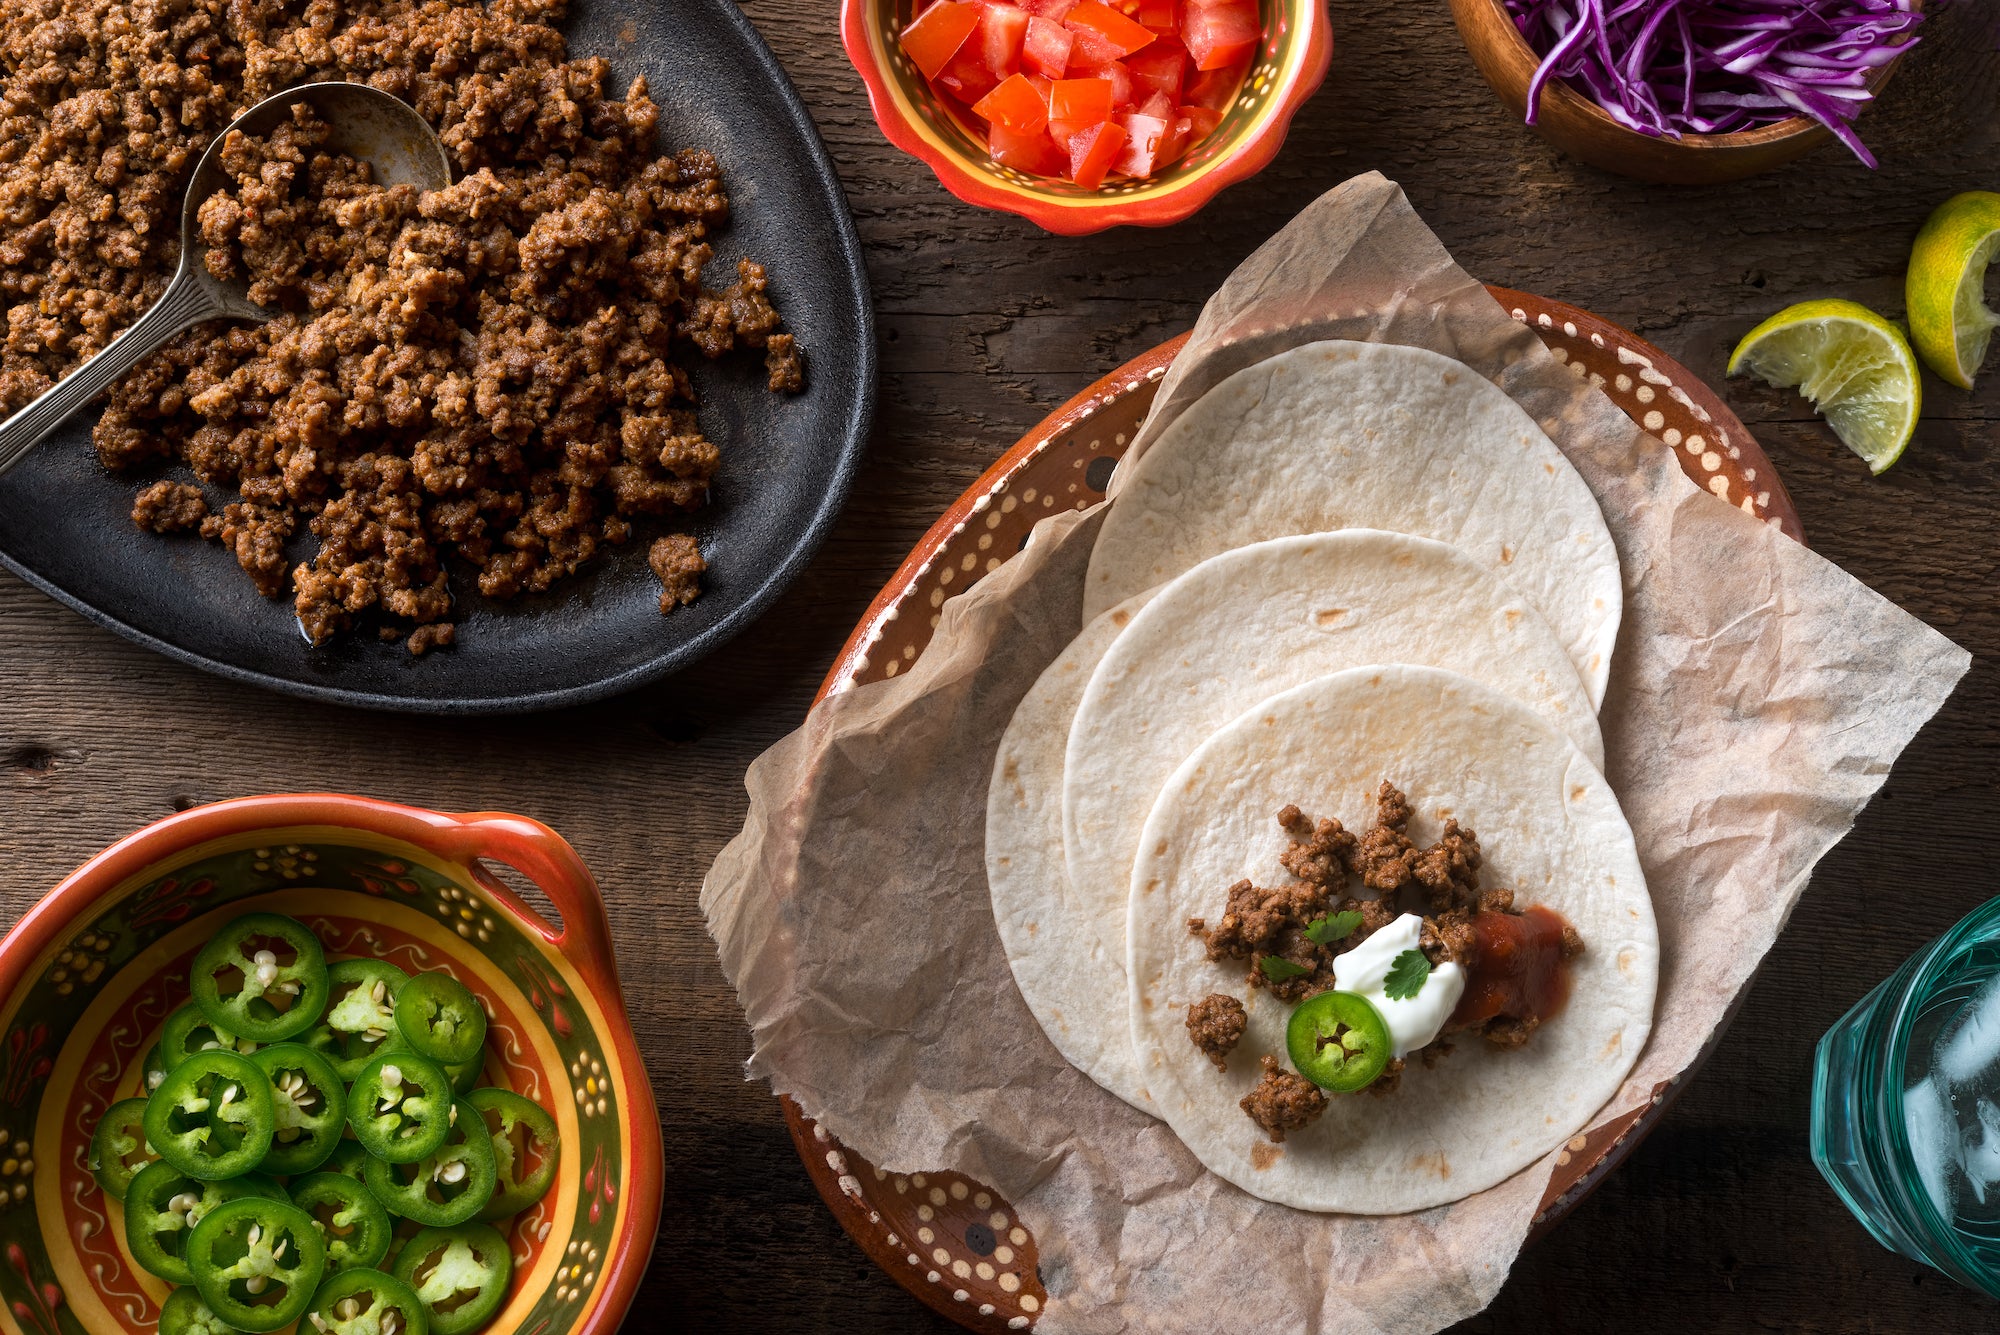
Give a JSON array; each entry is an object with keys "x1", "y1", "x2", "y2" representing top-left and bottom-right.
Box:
[{"x1": 843, "y1": 0, "x2": 1332, "y2": 233}]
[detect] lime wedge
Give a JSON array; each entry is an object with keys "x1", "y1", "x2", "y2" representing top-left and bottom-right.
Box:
[
  {"x1": 1907, "y1": 191, "x2": 2000, "y2": 390},
  {"x1": 1727, "y1": 299, "x2": 1922, "y2": 476}
]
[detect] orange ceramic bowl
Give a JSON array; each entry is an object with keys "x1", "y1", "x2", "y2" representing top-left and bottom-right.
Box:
[
  {"x1": 842, "y1": 0, "x2": 1333, "y2": 233},
  {"x1": 0, "y1": 795, "x2": 660, "y2": 1335}
]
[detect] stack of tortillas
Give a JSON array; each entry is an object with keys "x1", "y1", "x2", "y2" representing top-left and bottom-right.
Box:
[{"x1": 985, "y1": 340, "x2": 1660, "y2": 1214}]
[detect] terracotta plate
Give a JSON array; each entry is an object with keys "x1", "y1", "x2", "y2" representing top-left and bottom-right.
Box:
[{"x1": 785, "y1": 289, "x2": 1801, "y2": 1333}]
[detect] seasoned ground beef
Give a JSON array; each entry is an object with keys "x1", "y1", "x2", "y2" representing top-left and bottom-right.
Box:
[
  {"x1": 132, "y1": 480, "x2": 209, "y2": 533},
  {"x1": 648, "y1": 533, "x2": 704, "y2": 612},
  {"x1": 1184, "y1": 992, "x2": 1246, "y2": 1070},
  {"x1": 1240, "y1": 1054, "x2": 1325, "y2": 1143},
  {"x1": 0, "y1": 0, "x2": 797, "y2": 654}
]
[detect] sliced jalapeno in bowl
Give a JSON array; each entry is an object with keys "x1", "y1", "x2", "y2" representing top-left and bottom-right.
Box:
[
  {"x1": 157, "y1": 1285, "x2": 245, "y2": 1335},
  {"x1": 306, "y1": 1267, "x2": 431, "y2": 1335},
  {"x1": 186, "y1": 1196, "x2": 328, "y2": 1332},
  {"x1": 349, "y1": 1053, "x2": 452, "y2": 1164},
  {"x1": 309, "y1": 960, "x2": 410, "y2": 1083},
  {"x1": 250, "y1": 1043, "x2": 347, "y2": 1176},
  {"x1": 123, "y1": 1161, "x2": 284, "y2": 1285},
  {"x1": 365, "y1": 1098, "x2": 497, "y2": 1227},
  {"x1": 87, "y1": 1097, "x2": 156, "y2": 1202},
  {"x1": 324, "y1": 1139, "x2": 373, "y2": 1182},
  {"x1": 1285, "y1": 990, "x2": 1394, "y2": 1093},
  {"x1": 391, "y1": 975, "x2": 487, "y2": 1068},
  {"x1": 466, "y1": 1088, "x2": 559, "y2": 1221},
  {"x1": 392, "y1": 1222, "x2": 512, "y2": 1335},
  {"x1": 145, "y1": 1049, "x2": 276, "y2": 1181},
  {"x1": 290, "y1": 1171, "x2": 393, "y2": 1272},
  {"x1": 143, "y1": 1041, "x2": 172, "y2": 1094},
  {"x1": 161, "y1": 1001, "x2": 258, "y2": 1070},
  {"x1": 190, "y1": 914, "x2": 330, "y2": 1045}
]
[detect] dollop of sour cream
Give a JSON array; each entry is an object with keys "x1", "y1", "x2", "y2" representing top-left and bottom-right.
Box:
[{"x1": 1331, "y1": 913, "x2": 1464, "y2": 1057}]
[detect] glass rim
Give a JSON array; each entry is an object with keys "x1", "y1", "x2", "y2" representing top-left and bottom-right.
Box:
[{"x1": 1881, "y1": 893, "x2": 2000, "y2": 1297}]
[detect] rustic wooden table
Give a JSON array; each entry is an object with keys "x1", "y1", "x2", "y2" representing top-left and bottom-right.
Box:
[{"x1": 2, "y1": 1, "x2": 1998, "y2": 1330}]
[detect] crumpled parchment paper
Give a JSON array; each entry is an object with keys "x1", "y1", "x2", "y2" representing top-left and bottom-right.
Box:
[{"x1": 702, "y1": 173, "x2": 1971, "y2": 1333}]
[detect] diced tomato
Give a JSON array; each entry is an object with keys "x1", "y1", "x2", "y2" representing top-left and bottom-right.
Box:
[
  {"x1": 1066, "y1": 120, "x2": 1127, "y2": 188},
  {"x1": 1136, "y1": 0, "x2": 1177, "y2": 31},
  {"x1": 1073, "y1": 58, "x2": 1134, "y2": 108},
  {"x1": 900, "y1": 1, "x2": 983, "y2": 81},
  {"x1": 938, "y1": 46, "x2": 1002, "y2": 102},
  {"x1": 1176, "y1": 103, "x2": 1222, "y2": 148},
  {"x1": 1022, "y1": 15, "x2": 1074, "y2": 78},
  {"x1": 972, "y1": 72, "x2": 1051, "y2": 134},
  {"x1": 974, "y1": 2, "x2": 1031, "y2": 77},
  {"x1": 1182, "y1": 0, "x2": 1258, "y2": 70},
  {"x1": 1136, "y1": 88, "x2": 1173, "y2": 120},
  {"x1": 1111, "y1": 109, "x2": 1167, "y2": 176},
  {"x1": 989, "y1": 119, "x2": 1068, "y2": 174},
  {"x1": 1065, "y1": 0, "x2": 1157, "y2": 60},
  {"x1": 1049, "y1": 77, "x2": 1114, "y2": 128},
  {"x1": 1020, "y1": 0, "x2": 1077, "y2": 19},
  {"x1": 1183, "y1": 59, "x2": 1247, "y2": 109},
  {"x1": 1125, "y1": 41, "x2": 1187, "y2": 102}
]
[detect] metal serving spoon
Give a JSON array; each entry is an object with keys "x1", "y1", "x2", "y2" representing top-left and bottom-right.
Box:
[{"x1": 0, "y1": 81, "x2": 452, "y2": 478}]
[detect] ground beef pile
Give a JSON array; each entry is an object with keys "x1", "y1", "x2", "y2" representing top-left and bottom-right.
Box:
[
  {"x1": 0, "y1": 0, "x2": 799, "y2": 653},
  {"x1": 1184, "y1": 783, "x2": 1587, "y2": 1133},
  {"x1": 1240, "y1": 1055, "x2": 1325, "y2": 1144}
]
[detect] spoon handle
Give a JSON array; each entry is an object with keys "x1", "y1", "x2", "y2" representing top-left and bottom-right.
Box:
[{"x1": 0, "y1": 271, "x2": 232, "y2": 480}]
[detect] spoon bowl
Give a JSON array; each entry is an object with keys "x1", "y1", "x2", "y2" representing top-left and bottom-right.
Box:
[{"x1": 0, "y1": 81, "x2": 451, "y2": 476}]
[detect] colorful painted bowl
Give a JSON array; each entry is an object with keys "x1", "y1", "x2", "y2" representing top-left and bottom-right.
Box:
[
  {"x1": 841, "y1": 0, "x2": 1333, "y2": 233},
  {"x1": 1448, "y1": 0, "x2": 1918, "y2": 184},
  {"x1": 0, "y1": 795, "x2": 660, "y2": 1335}
]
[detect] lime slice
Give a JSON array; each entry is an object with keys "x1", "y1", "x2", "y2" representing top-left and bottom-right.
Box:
[
  {"x1": 1727, "y1": 299, "x2": 1922, "y2": 475},
  {"x1": 1907, "y1": 191, "x2": 2000, "y2": 391}
]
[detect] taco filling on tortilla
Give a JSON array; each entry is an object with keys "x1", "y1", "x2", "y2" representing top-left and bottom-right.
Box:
[{"x1": 1184, "y1": 785, "x2": 1586, "y2": 1141}]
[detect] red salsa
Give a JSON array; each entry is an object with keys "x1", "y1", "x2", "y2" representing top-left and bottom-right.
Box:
[
  {"x1": 1449, "y1": 905, "x2": 1575, "y2": 1031},
  {"x1": 898, "y1": 0, "x2": 1258, "y2": 186}
]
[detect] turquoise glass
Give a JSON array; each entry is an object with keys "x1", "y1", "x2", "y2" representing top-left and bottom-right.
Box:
[{"x1": 1812, "y1": 895, "x2": 2000, "y2": 1299}]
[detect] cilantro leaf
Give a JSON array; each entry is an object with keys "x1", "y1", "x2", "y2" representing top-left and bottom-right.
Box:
[
  {"x1": 1304, "y1": 910, "x2": 1365, "y2": 947},
  {"x1": 1258, "y1": 956, "x2": 1311, "y2": 982},
  {"x1": 1382, "y1": 949, "x2": 1432, "y2": 1001}
]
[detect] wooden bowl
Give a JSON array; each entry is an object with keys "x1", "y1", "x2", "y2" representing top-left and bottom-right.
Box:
[
  {"x1": 841, "y1": 0, "x2": 1333, "y2": 234},
  {"x1": 783, "y1": 289, "x2": 1801, "y2": 1332},
  {"x1": 1447, "y1": 0, "x2": 1915, "y2": 184},
  {"x1": 0, "y1": 794, "x2": 662, "y2": 1335}
]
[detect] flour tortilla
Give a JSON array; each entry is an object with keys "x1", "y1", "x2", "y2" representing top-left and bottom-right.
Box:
[
  {"x1": 1085, "y1": 341, "x2": 1623, "y2": 705},
  {"x1": 987, "y1": 600, "x2": 1153, "y2": 1112},
  {"x1": 1128, "y1": 665, "x2": 1656, "y2": 1214},
  {"x1": 1065, "y1": 530, "x2": 1604, "y2": 964}
]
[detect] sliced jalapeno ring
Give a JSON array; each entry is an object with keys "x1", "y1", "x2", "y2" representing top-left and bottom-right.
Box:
[
  {"x1": 348, "y1": 1053, "x2": 452, "y2": 1164},
  {"x1": 161, "y1": 1001, "x2": 258, "y2": 1071},
  {"x1": 157, "y1": 1285, "x2": 245, "y2": 1335},
  {"x1": 190, "y1": 913, "x2": 330, "y2": 1045},
  {"x1": 290, "y1": 1171, "x2": 394, "y2": 1273},
  {"x1": 446, "y1": 1055, "x2": 481, "y2": 1097},
  {"x1": 324, "y1": 1139, "x2": 373, "y2": 1182},
  {"x1": 88, "y1": 1097, "x2": 157, "y2": 1202},
  {"x1": 249, "y1": 1043, "x2": 347, "y2": 1176},
  {"x1": 307, "y1": 960, "x2": 410, "y2": 1083},
  {"x1": 364, "y1": 1098, "x2": 497, "y2": 1227},
  {"x1": 466, "y1": 1088, "x2": 559, "y2": 1220},
  {"x1": 145, "y1": 1049, "x2": 276, "y2": 1181},
  {"x1": 305, "y1": 1266, "x2": 431, "y2": 1335},
  {"x1": 391, "y1": 1222, "x2": 511, "y2": 1335},
  {"x1": 186, "y1": 1196, "x2": 328, "y2": 1333},
  {"x1": 143, "y1": 1041, "x2": 172, "y2": 1095},
  {"x1": 1285, "y1": 990, "x2": 1394, "y2": 1093},
  {"x1": 123, "y1": 1160, "x2": 283, "y2": 1285},
  {"x1": 391, "y1": 975, "x2": 486, "y2": 1068}
]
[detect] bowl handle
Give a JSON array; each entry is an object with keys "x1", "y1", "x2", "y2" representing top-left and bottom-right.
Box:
[{"x1": 436, "y1": 813, "x2": 623, "y2": 993}]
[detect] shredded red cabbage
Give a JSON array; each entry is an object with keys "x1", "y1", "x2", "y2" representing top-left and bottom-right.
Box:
[{"x1": 1504, "y1": 0, "x2": 1923, "y2": 167}]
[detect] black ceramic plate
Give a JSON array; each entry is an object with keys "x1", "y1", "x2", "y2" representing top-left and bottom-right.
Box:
[{"x1": 0, "y1": 0, "x2": 873, "y2": 714}]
